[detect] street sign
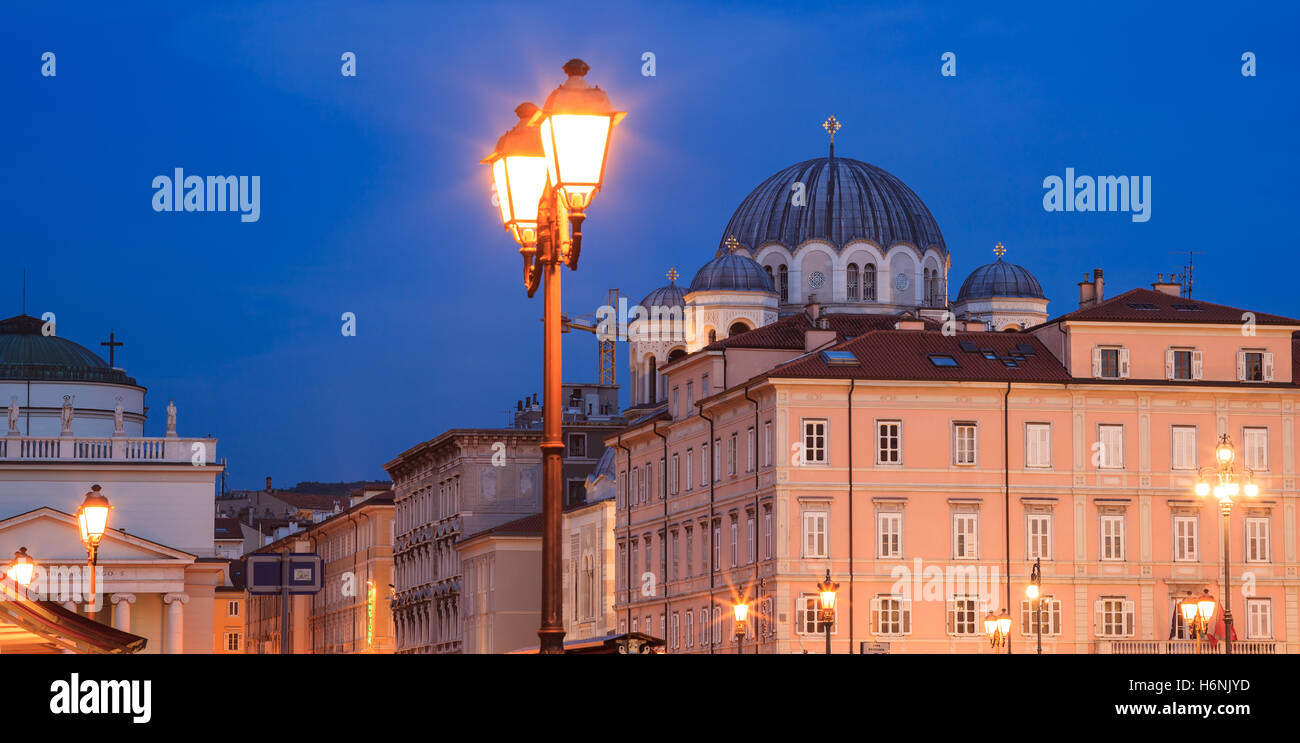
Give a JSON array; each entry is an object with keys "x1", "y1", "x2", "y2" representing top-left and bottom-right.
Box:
[
  {"x1": 283, "y1": 554, "x2": 322, "y2": 594},
  {"x1": 861, "y1": 641, "x2": 890, "y2": 654},
  {"x1": 246, "y1": 553, "x2": 284, "y2": 595},
  {"x1": 243, "y1": 553, "x2": 323, "y2": 595}
]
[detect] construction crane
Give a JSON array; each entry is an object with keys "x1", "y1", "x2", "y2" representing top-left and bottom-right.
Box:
[{"x1": 557, "y1": 288, "x2": 619, "y2": 385}]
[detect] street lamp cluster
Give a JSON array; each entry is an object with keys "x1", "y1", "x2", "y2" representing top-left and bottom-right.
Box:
[
  {"x1": 1192, "y1": 434, "x2": 1258, "y2": 655},
  {"x1": 3, "y1": 485, "x2": 111, "y2": 602},
  {"x1": 483, "y1": 59, "x2": 623, "y2": 654}
]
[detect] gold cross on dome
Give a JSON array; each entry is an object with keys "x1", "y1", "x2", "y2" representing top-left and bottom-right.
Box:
[
  {"x1": 724, "y1": 235, "x2": 741, "y2": 253},
  {"x1": 666, "y1": 268, "x2": 679, "y2": 282},
  {"x1": 823, "y1": 116, "x2": 841, "y2": 143},
  {"x1": 994, "y1": 242, "x2": 1007, "y2": 258}
]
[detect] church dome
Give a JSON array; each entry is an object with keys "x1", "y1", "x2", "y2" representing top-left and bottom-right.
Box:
[
  {"x1": 640, "y1": 282, "x2": 686, "y2": 310},
  {"x1": 689, "y1": 253, "x2": 776, "y2": 293},
  {"x1": 716, "y1": 156, "x2": 946, "y2": 255},
  {"x1": 0, "y1": 315, "x2": 135, "y2": 384},
  {"x1": 956, "y1": 256, "x2": 1045, "y2": 301}
]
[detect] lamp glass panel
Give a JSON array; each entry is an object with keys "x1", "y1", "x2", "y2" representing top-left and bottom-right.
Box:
[
  {"x1": 1180, "y1": 600, "x2": 1198, "y2": 622},
  {"x1": 819, "y1": 590, "x2": 836, "y2": 611},
  {"x1": 541, "y1": 114, "x2": 611, "y2": 200},
  {"x1": 83, "y1": 505, "x2": 109, "y2": 539},
  {"x1": 997, "y1": 615, "x2": 1011, "y2": 634},
  {"x1": 503, "y1": 155, "x2": 548, "y2": 223},
  {"x1": 491, "y1": 159, "x2": 512, "y2": 226},
  {"x1": 733, "y1": 603, "x2": 749, "y2": 622},
  {"x1": 11, "y1": 562, "x2": 34, "y2": 586},
  {"x1": 1198, "y1": 597, "x2": 1216, "y2": 622}
]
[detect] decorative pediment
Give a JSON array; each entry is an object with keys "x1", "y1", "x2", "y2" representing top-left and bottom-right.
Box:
[{"x1": 0, "y1": 507, "x2": 195, "y2": 563}]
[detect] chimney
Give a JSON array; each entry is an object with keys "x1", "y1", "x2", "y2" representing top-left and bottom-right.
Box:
[
  {"x1": 963, "y1": 321, "x2": 986, "y2": 332},
  {"x1": 1078, "y1": 268, "x2": 1104, "y2": 309},
  {"x1": 805, "y1": 295, "x2": 821, "y2": 322},
  {"x1": 804, "y1": 327, "x2": 837, "y2": 351},
  {"x1": 1152, "y1": 272, "x2": 1181, "y2": 296},
  {"x1": 894, "y1": 319, "x2": 926, "y2": 330},
  {"x1": 265, "y1": 476, "x2": 272, "y2": 492}
]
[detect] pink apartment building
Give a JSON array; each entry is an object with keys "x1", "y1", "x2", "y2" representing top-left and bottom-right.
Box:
[{"x1": 608, "y1": 146, "x2": 1299, "y2": 654}]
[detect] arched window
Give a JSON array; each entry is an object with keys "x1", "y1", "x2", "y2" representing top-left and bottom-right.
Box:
[
  {"x1": 863, "y1": 263, "x2": 877, "y2": 301},
  {"x1": 708, "y1": 329, "x2": 717, "y2": 344},
  {"x1": 764, "y1": 265, "x2": 774, "y2": 284},
  {"x1": 668, "y1": 348, "x2": 686, "y2": 362},
  {"x1": 728, "y1": 321, "x2": 750, "y2": 337},
  {"x1": 647, "y1": 357, "x2": 657, "y2": 404},
  {"x1": 846, "y1": 263, "x2": 859, "y2": 301},
  {"x1": 777, "y1": 265, "x2": 789, "y2": 302}
]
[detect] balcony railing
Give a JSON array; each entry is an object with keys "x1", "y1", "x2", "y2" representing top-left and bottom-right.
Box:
[
  {"x1": 0, "y1": 435, "x2": 217, "y2": 463},
  {"x1": 1097, "y1": 639, "x2": 1281, "y2": 655}
]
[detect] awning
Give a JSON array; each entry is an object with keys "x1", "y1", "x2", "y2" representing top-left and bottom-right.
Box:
[{"x1": 0, "y1": 581, "x2": 147, "y2": 654}]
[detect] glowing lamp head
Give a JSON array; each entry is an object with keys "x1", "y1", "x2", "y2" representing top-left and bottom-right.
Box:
[
  {"x1": 9, "y1": 547, "x2": 34, "y2": 587},
  {"x1": 996, "y1": 611, "x2": 1012, "y2": 636},
  {"x1": 1194, "y1": 480, "x2": 1210, "y2": 497},
  {"x1": 482, "y1": 102, "x2": 549, "y2": 246},
  {"x1": 532, "y1": 59, "x2": 626, "y2": 213},
  {"x1": 732, "y1": 602, "x2": 749, "y2": 623},
  {"x1": 1197, "y1": 590, "x2": 1216, "y2": 623},
  {"x1": 1215, "y1": 437, "x2": 1235, "y2": 466},
  {"x1": 1179, "y1": 594, "x2": 1199, "y2": 623},
  {"x1": 816, "y1": 570, "x2": 839, "y2": 613},
  {"x1": 1244, "y1": 481, "x2": 1259, "y2": 498},
  {"x1": 1026, "y1": 583, "x2": 1040, "y2": 600},
  {"x1": 76, "y1": 484, "x2": 111, "y2": 545},
  {"x1": 983, "y1": 612, "x2": 999, "y2": 637},
  {"x1": 1213, "y1": 485, "x2": 1225, "y2": 500}
]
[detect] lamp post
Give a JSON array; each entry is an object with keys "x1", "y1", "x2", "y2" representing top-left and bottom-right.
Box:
[
  {"x1": 1026, "y1": 557, "x2": 1043, "y2": 655},
  {"x1": 483, "y1": 59, "x2": 624, "y2": 654},
  {"x1": 1194, "y1": 434, "x2": 1259, "y2": 655},
  {"x1": 733, "y1": 601, "x2": 749, "y2": 655},
  {"x1": 1179, "y1": 589, "x2": 1218, "y2": 655},
  {"x1": 76, "y1": 484, "x2": 111, "y2": 607},
  {"x1": 8, "y1": 547, "x2": 35, "y2": 588},
  {"x1": 817, "y1": 570, "x2": 838, "y2": 655},
  {"x1": 984, "y1": 608, "x2": 1011, "y2": 652}
]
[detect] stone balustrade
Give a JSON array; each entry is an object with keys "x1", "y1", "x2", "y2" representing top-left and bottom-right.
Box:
[{"x1": 0, "y1": 435, "x2": 217, "y2": 463}]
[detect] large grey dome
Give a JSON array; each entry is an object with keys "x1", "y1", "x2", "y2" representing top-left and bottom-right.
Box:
[
  {"x1": 956, "y1": 258, "x2": 1045, "y2": 301},
  {"x1": 0, "y1": 314, "x2": 136, "y2": 384},
  {"x1": 717, "y1": 156, "x2": 946, "y2": 255},
  {"x1": 689, "y1": 253, "x2": 776, "y2": 293}
]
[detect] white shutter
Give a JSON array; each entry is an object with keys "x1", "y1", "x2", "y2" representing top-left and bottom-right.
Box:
[
  {"x1": 1123, "y1": 600, "x2": 1135, "y2": 637},
  {"x1": 1021, "y1": 600, "x2": 1031, "y2": 634},
  {"x1": 1118, "y1": 348, "x2": 1131, "y2": 378},
  {"x1": 1165, "y1": 350, "x2": 1175, "y2": 380},
  {"x1": 1237, "y1": 351, "x2": 1246, "y2": 381},
  {"x1": 945, "y1": 600, "x2": 955, "y2": 634},
  {"x1": 1094, "y1": 599, "x2": 1103, "y2": 637},
  {"x1": 901, "y1": 598, "x2": 912, "y2": 634},
  {"x1": 1191, "y1": 350, "x2": 1203, "y2": 380},
  {"x1": 870, "y1": 597, "x2": 881, "y2": 633},
  {"x1": 1050, "y1": 600, "x2": 1061, "y2": 635},
  {"x1": 1263, "y1": 352, "x2": 1274, "y2": 381},
  {"x1": 1091, "y1": 347, "x2": 1102, "y2": 377}
]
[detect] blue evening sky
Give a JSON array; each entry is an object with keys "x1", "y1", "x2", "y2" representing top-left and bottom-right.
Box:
[{"x1": 3, "y1": 1, "x2": 1295, "y2": 488}]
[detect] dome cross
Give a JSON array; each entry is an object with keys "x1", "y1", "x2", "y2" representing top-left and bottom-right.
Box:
[
  {"x1": 666, "y1": 268, "x2": 679, "y2": 283},
  {"x1": 724, "y1": 235, "x2": 741, "y2": 253},
  {"x1": 993, "y1": 242, "x2": 1006, "y2": 259},
  {"x1": 823, "y1": 116, "x2": 841, "y2": 157}
]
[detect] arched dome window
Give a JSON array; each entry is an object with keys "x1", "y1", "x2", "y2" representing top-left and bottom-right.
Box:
[
  {"x1": 777, "y1": 265, "x2": 788, "y2": 302},
  {"x1": 646, "y1": 357, "x2": 657, "y2": 404},
  {"x1": 728, "y1": 321, "x2": 750, "y2": 337},
  {"x1": 708, "y1": 329, "x2": 717, "y2": 344},
  {"x1": 863, "y1": 263, "x2": 877, "y2": 301},
  {"x1": 667, "y1": 348, "x2": 686, "y2": 362},
  {"x1": 847, "y1": 263, "x2": 859, "y2": 301}
]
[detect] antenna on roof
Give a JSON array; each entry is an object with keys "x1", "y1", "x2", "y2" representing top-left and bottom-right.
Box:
[
  {"x1": 21, "y1": 268, "x2": 26, "y2": 315},
  {"x1": 1168, "y1": 251, "x2": 1204, "y2": 298}
]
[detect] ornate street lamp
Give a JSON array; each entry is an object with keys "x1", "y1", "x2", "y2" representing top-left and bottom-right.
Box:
[
  {"x1": 1026, "y1": 557, "x2": 1043, "y2": 655},
  {"x1": 817, "y1": 570, "x2": 839, "y2": 655},
  {"x1": 76, "y1": 484, "x2": 111, "y2": 604},
  {"x1": 984, "y1": 608, "x2": 1012, "y2": 652},
  {"x1": 1179, "y1": 589, "x2": 1217, "y2": 654},
  {"x1": 8, "y1": 546, "x2": 34, "y2": 587},
  {"x1": 1193, "y1": 434, "x2": 1259, "y2": 654},
  {"x1": 733, "y1": 601, "x2": 749, "y2": 655},
  {"x1": 483, "y1": 59, "x2": 623, "y2": 654}
]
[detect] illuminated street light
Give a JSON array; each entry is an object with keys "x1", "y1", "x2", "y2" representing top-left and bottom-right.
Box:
[
  {"x1": 816, "y1": 570, "x2": 839, "y2": 655},
  {"x1": 76, "y1": 484, "x2": 112, "y2": 604},
  {"x1": 8, "y1": 546, "x2": 34, "y2": 587},
  {"x1": 733, "y1": 601, "x2": 749, "y2": 655},
  {"x1": 1193, "y1": 434, "x2": 1259, "y2": 655}
]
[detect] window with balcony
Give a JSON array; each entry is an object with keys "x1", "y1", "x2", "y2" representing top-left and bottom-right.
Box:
[
  {"x1": 1096, "y1": 597, "x2": 1135, "y2": 638},
  {"x1": 1246, "y1": 598, "x2": 1273, "y2": 639}
]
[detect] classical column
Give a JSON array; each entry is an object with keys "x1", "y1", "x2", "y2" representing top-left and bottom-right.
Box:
[
  {"x1": 163, "y1": 593, "x2": 189, "y2": 654},
  {"x1": 111, "y1": 593, "x2": 136, "y2": 631}
]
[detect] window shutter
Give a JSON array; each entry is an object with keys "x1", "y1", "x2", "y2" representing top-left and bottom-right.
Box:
[
  {"x1": 870, "y1": 597, "x2": 881, "y2": 633},
  {"x1": 1021, "y1": 600, "x2": 1031, "y2": 634},
  {"x1": 1237, "y1": 351, "x2": 1246, "y2": 381},
  {"x1": 1051, "y1": 600, "x2": 1062, "y2": 635},
  {"x1": 1123, "y1": 600, "x2": 1135, "y2": 637},
  {"x1": 1164, "y1": 350, "x2": 1174, "y2": 380},
  {"x1": 945, "y1": 600, "x2": 954, "y2": 634},
  {"x1": 1094, "y1": 599, "x2": 1103, "y2": 637},
  {"x1": 901, "y1": 599, "x2": 912, "y2": 634},
  {"x1": 1191, "y1": 350, "x2": 1203, "y2": 380},
  {"x1": 1263, "y1": 352, "x2": 1274, "y2": 381},
  {"x1": 1091, "y1": 347, "x2": 1102, "y2": 377},
  {"x1": 1118, "y1": 348, "x2": 1130, "y2": 378}
]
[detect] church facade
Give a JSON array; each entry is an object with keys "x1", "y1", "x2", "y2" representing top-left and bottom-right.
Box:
[{"x1": 0, "y1": 314, "x2": 224, "y2": 653}]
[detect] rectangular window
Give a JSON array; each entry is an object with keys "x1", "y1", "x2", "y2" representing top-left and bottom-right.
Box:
[
  {"x1": 1020, "y1": 597, "x2": 1062, "y2": 636},
  {"x1": 1240, "y1": 351, "x2": 1267, "y2": 382},
  {"x1": 1096, "y1": 597, "x2": 1134, "y2": 638},
  {"x1": 700, "y1": 522, "x2": 709, "y2": 573},
  {"x1": 644, "y1": 535, "x2": 653, "y2": 576},
  {"x1": 684, "y1": 527, "x2": 694, "y2": 576},
  {"x1": 702, "y1": 445, "x2": 709, "y2": 485},
  {"x1": 227, "y1": 600, "x2": 240, "y2": 617},
  {"x1": 877, "y1": 420, "x2": 901, "y2": 464},
  {"x1": 729, "y1": 516, "x2": 739, "y2": 567},
  {"x1": 617, "y1": 544, "x2": 626, "y2": 592},
  {"x1": 1098, "y1": 425, "x2": 1124, "y2": 469},
  {"x1": 685, "y1": 449, "x2": 694, "y2": 490},
  {"x1": 1094, "y1": 347, "x2": 1126, "y2": 379},
  {"x1": 872, "y1": 595, "x2": 911, "y2": 635},
  {"x1": 1101, "y1": 514, "x2": 1125, "y2": 561},
  {"x1": 1166, "y1": 349, "x2": 1198, "y2": 381},
  {"x1": 877, "y1": 512, "x2": 902, "y2": 558},
  {"x1": 803, "y1": 510, "x2": 828, "y2": 558},
  {"x1": 713, "y1": 439, "x2": 722, "y2": 481},
  {"x1": 728, "y1": 433, "x2": 738, "y2": 476},
  {"x1": 763, "y1": 422, "x2": 773, "y2": 466},
  {"x1": 1173, "y1": 515, "x2": 1198, "y2": 561},
  {"x1": 797, "y1": 594, "x2": 835, "y2": 635},
  {"x1": 224, "y1": 632, "x2": 242, "y2": 651},
  {"x1": 567, "y1": 433, "x2": 587, "y2": 458},
  {"x1": 763, "y1": 506, "x2": 772, "y2": 559},
  {"x1": 1244, "y1": 427, "x2": 1268, "y2": 470},
  {"x1": 946, "y1": 596, "x2": 980, "y2": 635},
  {"x1": 1246, "y1": 598, "x2": 1273, "y2": 639},
  {"x1": 746, "y1": 513, "x2": 755, "y2": 564},
  {"x1": 712, "y1": 521, "x2": 721, "y2": 572},
  {"x1": 803, "y1": 420, "x2": 827, "y2": 464},
  {"x1": 952, "y1": 513, "x2": 978, "y2": 559},
  {"x1": 671, "y1": 613, "x2": 680, "y2": 650},
  {"x1": 1025, "y1": 423, "x2": 1051, "y2": 468},
  {"x1": 684, "y1": 611, "x2": 693, "y2": 648},
  {"x1": 671, "y1": 530, "x2": 680, "y2": 580},
  {"x1": 672, "y1": 387, "x2": 679, "y2": 417},
  {"x1": 712, "y1": 607, "x2": 721, "y2": 644},
  {"x1": 629, "y1": 541, "x2": 638, "y2": 589},
  {"x1": 701, "y1": 373, "x2": 710, "y2": 398},
  {"x1": 1027, "y1": 514, "x2": 1052, "y2": 560},
  {"x1": 746, "y1": 427, "x2": 755, "y2": 472},
  {"x1": 671, "y1": 453, "x2": 680, "y2": 495},
  {"x1": 686, "y1": 381, "x2": 694, "y2": 410},
  {"x1": 953, "y1": 423, "x2": 977, "y2": 466},
  {"x1": 1171, "y1": 426, "x2": 1197, "y2": 470},
  {"x1": 1246, "y1": 517, "x2": 1270, "y2": 563}
]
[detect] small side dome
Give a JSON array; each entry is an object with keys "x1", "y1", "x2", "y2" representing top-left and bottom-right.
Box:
[
  {"x1": 689, "y1": 252, "x2": 776, "y2": 293},
  {"x1": 640, "y1": 283, "x2": 686, "y2": 310},
  {"x1": 956, "y1": 250, "x2": 1045, "y2": 301}
]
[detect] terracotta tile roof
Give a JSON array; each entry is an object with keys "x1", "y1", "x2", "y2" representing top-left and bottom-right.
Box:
[
  {"x1": 1042, "y1": 288, "x2": 1300, "y2": 327},
  {"x1": 214, "y1": 517, "x2": 244, "y2": 539},
  {"x1": 461, "y1": 512, "x2": 543, "y2": 542},
  {"x1": 770, "y1": 330, "x2": 1072, "y2": 383},
  {"x1": 273, "y1": 492, "x2": 352, "y2": 511},
  {"x1": 703, "y1": 312, "x2": 938, "y2": 351}
]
